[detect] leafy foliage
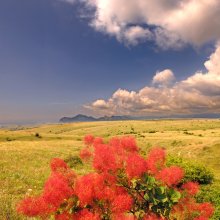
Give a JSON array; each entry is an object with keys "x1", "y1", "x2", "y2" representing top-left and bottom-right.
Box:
[
  {"x1": 196, "y1": 183, "x2": 220, "y2": 220},
  {"x1": 167, "y1": 156, "x2": 214, "y2": 184},
  {"x1": 64, "y1": 155, "x2": 83, "y2": 168}
]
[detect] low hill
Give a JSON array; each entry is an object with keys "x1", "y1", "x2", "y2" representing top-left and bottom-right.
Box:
[
  {"x1": 59, "y1": 114, "x2": 132, "y2": 123},
  {"x1": 59, "y1": 113, "x2": 220, "y2": 123}
]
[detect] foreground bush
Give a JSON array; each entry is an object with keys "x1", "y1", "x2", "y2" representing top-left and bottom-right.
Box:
[{"x1": 17, "y1": 135, "x2": 214, "y2": 219}]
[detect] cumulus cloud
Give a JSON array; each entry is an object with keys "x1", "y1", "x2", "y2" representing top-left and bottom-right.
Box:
[
  {"x1": 76, "y1": 0, "x2": 220, "y2": 48},
  {"x1": 85, "y1": 44, "x2": 220, "y2": 116},
  {"x1": 123, "y1": 26, "x2": 153, "y2": 46},
  {"x1": 152, "y1": 69, "x2": 175, "y2": 86}
]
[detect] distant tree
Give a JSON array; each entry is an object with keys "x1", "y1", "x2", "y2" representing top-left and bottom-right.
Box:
[{"x1": 35, "y1": 133, "x2": 41, "y2": 138}]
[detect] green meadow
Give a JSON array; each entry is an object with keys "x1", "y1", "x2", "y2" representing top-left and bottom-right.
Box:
[{"x1": 0, "y1": 119, "x2": 220, "y2": 219}]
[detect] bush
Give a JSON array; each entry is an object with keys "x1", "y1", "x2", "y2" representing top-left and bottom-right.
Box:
[
  {"x1": 196, "y1": 183, "x2": 220, "y2": 220},
  {"x1": 167, "y1": 156, "x2": 220, "y2": 219},
  {"x1": 167, "y1": 156, "x2": 214, "y2": 184},
  {"x1": 35, "y1": 133, "x2": 42, "y2": 138},
  {"x1": 17, "y1": 135, "x2": 214, "y2": 220},
  {"x1": 64, "y1": 155, "x2": 83, "y2": 168}
]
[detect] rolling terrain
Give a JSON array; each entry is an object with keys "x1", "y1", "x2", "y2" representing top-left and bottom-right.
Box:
[{"x1": 0, "y1": 119, "x2": 220, "y2": 219}]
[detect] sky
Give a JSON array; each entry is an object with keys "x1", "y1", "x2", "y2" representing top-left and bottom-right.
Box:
[{"x1": 0, "y1": 0, "x2": 220, "y2": 124}]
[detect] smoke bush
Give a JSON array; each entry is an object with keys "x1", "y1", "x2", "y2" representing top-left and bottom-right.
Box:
[{"x1": 17, "y1": 135, "x2": 214, "y2": 219}]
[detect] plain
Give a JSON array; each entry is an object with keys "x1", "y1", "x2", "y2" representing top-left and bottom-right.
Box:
[{"x1": 0, "y1": 119, "x2": 220, "y2": 219}]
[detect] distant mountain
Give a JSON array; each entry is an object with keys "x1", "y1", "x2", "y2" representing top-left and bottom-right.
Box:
[
  {"x1": 59, "y1": 114, "x2": 133, "y2": 123},
  {"x1": 59, "y1": 114, "x2": 97, "y2": 123},
  {"x1": 98, "y1": 115, "x2": 132, "y2": 121},
  {"x1": 59, "y1": 113, "x2": 220, "y2": 123},
  {"x1": 179, "y1": 113, "x2": 220, "y2": 119}
]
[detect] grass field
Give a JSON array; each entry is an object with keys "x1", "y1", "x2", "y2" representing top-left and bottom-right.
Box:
[{"x1": 0, "y1": 119, "x2": 220, "y2": 219}]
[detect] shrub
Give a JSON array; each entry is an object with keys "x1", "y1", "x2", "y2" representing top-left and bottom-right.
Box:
[
  {"x1": 196, "y1": 183, "x2": 220, "y2": 220},
  {"x1": 35, "y1": 133, "x2": 42, "y2": 138},
  {"x1": 6, "y1": 137, "x2": 13, "y2": 141},
  {"x1": 167, "y1": 156, "x2": 220, "y2": 219},
  {"x1": 167, "y1": 156, "x2": 214, "y2": 184},
  {"x1": 17, "y1": 135, "x2": 214, "y2": 219},
  {"x1": 64, "y1": 155, "x2": 83, "y2": 168}
]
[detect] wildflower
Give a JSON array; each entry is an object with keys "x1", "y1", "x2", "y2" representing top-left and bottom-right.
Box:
[
  {"x1": 146, "y1": 148, "x2": 166, "y2": 174},
  {"x1": 126, "y1": 153, "x2": 147, "y2": 178},
  {"x1": 109, "y1": 137, "x2": 121, "y2": 148},
  {"x1": 120, "y1": 136, "x2": 139, "y2": 152},
  {"x1": 50, "y1": 158, "x2": 68, "y2": 173},
  {"x1": 43, "y1": 173, "x2": 74, "y2": 209},
  {"x1": 111, "y1": 194, "x2": 133, "y2": 213},
  {"x1": 74, "y1": 173, "x2": 103, "y2": 205},
  {"x1": 93, "y1": 137, "x2": 104, "y2": 145},
  {"x1": 93, "y1": 144, "x2": 117, "y2": 172},
  {"x1": 84, "y1": 134, "x2": 94, "y2": 145},
  {"x1": 80, "y1": 148, "x2": 92, "y2": 160},
  {"x1": 182, "y1": 182, "x2": 199, "y2": 195},
  {"x1": 63, "y1": 168, "x2": 77, "y2": 185},
  {"x1": 17, "y1": 196, "x2": 50, "y2": 217},
  {"x1": 194, "y1": 217, "x2": 208, "y2": 220},
  {"x1": 197, "y1": 203, "x2": 214, "y2": 218},
  {"x1": 157, "y1": 166, "x2": 184, "y2": 186}
]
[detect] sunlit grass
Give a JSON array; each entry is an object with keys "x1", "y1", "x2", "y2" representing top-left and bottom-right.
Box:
[{"x1": 0, "y1": 119, "x2": 220, "y2": 219}]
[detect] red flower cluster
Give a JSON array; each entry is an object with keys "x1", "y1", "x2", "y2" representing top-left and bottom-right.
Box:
[
  {"x1": 84, "y1": 134, "x2": 94, "y2": 145},
  {"x1": 172, "y1": 197, "x2": 214, "y2": 220},
  {"x1": 146, "y1": 147, "x2": 166, "y2": 174},
  {"x1": 93, "y1": 144, "x2": 118, "y2": 172},
  {"x1": 156, "y1": 166, "x2": 184, "y2": 186},
  {"x1": 17, "y1": 158, "x2": 75, "y2": 217},
  {"x1": 80, "y1": 148, "x2": 93, "y2": 160},
  {"x1": 17, "y1": 196, "x2": 49, "y2": 217},
  {"x1": 182, "y1": 181, "x2": 199, "y2": 195},
  {"x1": 43, "y1": 173, "x2": 73, "y2": 208},
  {"x1": 81, "y1": 136, "x2": 143, "y2": 178},
  {"x1": 17, "y1": 135, "x2": 214, "y2": 220},
  {"x1": 126, "y1": 153, "x2": 147, "y2": 178},
  {"x1": 198, "y1": 203, "x2": 214, "y2": 219},
  {"x1": 111, "y1": 194, "x2": 133, "y2": 214},
  {"x1": 50, "y1": 158, "x2": 68, "y2": 172}
]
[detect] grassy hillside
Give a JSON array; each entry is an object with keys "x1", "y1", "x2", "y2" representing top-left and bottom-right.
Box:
[{"x1": 0, "y1": 119, "x2": 220, "y2": 219}]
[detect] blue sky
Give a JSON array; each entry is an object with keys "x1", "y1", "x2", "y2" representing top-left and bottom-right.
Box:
[{"x1": 0, "y1": 0, "x2": 220, "y2": 123}]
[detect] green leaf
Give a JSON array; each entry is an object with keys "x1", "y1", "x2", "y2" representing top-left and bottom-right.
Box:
[
  {"x1": 147, "y1": 176, "x2": 156, "y2": 185},
  {"x1": 144, "y1": 193, "x2": 149, "y2": 200},
  {"x1": 170, "y1": 189, "x2": 181, "y2": 203},
  {"x1": 156, "y1": 193, "x2": 168, "y2": 202},
  {"x1": 155, "y1": 186, "x2": 165, "y2": 195}
]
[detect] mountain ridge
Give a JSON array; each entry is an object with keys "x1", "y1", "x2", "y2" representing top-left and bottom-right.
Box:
[{"x1": 59, "y1": 113, "x2": 220, "y2": 123}]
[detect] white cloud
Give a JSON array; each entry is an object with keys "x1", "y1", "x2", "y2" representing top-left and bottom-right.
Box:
[
  {"x1": 78, "y1": 0, "x2": 220, "y2": 48},
  {"x1": 204, "y1": 43, "x2": 220, "y2": 75},
  {"x1": 152, "y1": 69, "x2": 175, "y2": 86},
  {"x1": 85, "y1": 44, "x2": 220, "y2": 116},
  {"x1": 123, "y1": 26, "x2": 153, "y2": 46},
  {"x1": 92, "y1": 99, "x2": 109, "y2": 109}
]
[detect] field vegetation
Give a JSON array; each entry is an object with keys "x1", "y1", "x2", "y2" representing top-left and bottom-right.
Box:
[{"x1": 0, "y1": 119, "x2": 220, "y2": 219}]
